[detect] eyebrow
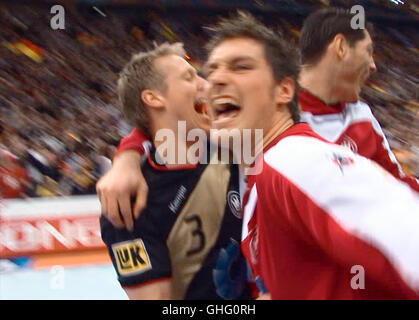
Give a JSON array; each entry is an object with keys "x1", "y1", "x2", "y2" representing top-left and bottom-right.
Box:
[
  {"x1": 204, "y1": 56, "x2": 256, "y2": 71},
  {"x1": 182, "y1": 67, "x2": 197, "y2": 77}
]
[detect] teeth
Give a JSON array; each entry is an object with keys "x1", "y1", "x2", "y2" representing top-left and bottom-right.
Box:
[{"x1": 213, "y1": 98, "x2": 238, "y2": 107}]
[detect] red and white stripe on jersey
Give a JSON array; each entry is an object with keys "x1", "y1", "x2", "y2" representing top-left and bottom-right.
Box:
[
  {"x1": 117, "y1": 127, "x2": 151, "y2": 157},
  {"x1": 267, "y1": 135, "x2": 419, "y2": 285},
  {"x1": 242, "y1": 123, "x2": 419, "y2": 299},
  {"x1": 242, "y1": 184, "x2": 257, "y2": 242},
  {"x1": 299, "y1": 90, "x2": 419, "y2": 191},
  {"x1": 241, "y1": 184, "x2": 262, "y2": 288}
]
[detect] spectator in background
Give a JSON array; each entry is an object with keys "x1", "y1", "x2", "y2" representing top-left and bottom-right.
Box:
[
  {"x1": 35, "y1": 175, "x2": 59, "y2": 197},
  {"x1": 0, "y1": 2, "x2": 417, "y2": 199},
  {"x1": 0, "y1": 150, "x2": 29, "y2": 198}
]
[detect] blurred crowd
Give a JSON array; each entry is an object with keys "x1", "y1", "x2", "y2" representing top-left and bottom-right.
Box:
[{"x1": 0, "y1": 2, "x2": 418, "y2": 199}]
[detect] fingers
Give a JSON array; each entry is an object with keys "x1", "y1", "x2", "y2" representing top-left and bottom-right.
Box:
[
  {"x1": 96, "y1": 159, "x2": 147, "y2": 229},
  {"x1": 99, "y1": 188, "x2": 127, "y2": 229},
  {"x1": 119, "y1": 195, "x2": 134, "y2": 231},
  {"x1": 134, "y1": 180, "x2": 148, "y2": 220},
  {"x1": 107, "y1": 197, "x2": 125, "y2": 229}
]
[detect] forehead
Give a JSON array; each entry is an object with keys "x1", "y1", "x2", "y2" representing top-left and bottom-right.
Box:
[
  {"x1": 207, "y1": 37, "x2": 266, "y2": 63},
  {"x1": 356, "y1": 30, "x2": 373, "y2": 47},
  {"x1": 154, "y1": 54, "x2": 193, "y2": 75}
]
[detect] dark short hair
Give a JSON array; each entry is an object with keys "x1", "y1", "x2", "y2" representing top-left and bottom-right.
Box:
[
  {"x1": 206, "y1": 11, "x2": 301, "y2": 123},
  {"x1": 300, "y1": 8, "x2": 374, "y2": 65}
]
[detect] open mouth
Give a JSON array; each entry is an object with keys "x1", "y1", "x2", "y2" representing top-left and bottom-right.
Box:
[
  {"x1": 194, "y1": 99, "x2": 210, "y2": 121},
  {"x1": 212, "y1": 97, "x2": 241, "y2": 121}
]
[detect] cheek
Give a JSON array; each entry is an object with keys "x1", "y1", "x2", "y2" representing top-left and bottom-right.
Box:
[
  {"x1": 364, "y1": 57, "x2": 371, "y2": 71},
  {"x1": 175, "y1": 84, "x2": 194, "y2": 101},
  {"x1": 185, "y1": 84, "x2": 198, "y2": 99},
  {"x1": 241, "y1": 79, "x2": 272, "y2": 109},
  {"x1": 356, "y1": 53, "x2": 370, "y2": 72}
]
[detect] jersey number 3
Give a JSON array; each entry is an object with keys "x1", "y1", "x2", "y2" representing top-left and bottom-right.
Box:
[{"x1": 184, "y1": 215, "x2": 205, "y2": 256}]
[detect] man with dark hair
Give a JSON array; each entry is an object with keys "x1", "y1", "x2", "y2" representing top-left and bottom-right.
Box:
[
  {"x1": 300, "y1": 8, "x2": 374, "y2": 66},
  {"x1": 204, "y1": 10, "x2": 300, "y2": 131},
  {"x1": 203, "y1": 11, "x2": 418, "y2": 300},
  {"x1": 205, "y1": 11, "x2": 301, "y2": 125},
  {"x1": 298, "y1": 8, "x2": 418, "y2": 191}
]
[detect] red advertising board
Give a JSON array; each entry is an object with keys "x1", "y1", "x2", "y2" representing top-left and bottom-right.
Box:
[{"x1": 0, "y1": 196, "x2": 105, "y2": 257}]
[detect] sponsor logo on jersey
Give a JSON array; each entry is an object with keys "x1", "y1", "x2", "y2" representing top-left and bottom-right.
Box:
[
  {"x1": 227, "y1": 190, "x2": 242, "y2": 219},
  {"x1": 111, "y1": 239, "x2": 152, "y2": 276},
  {"x1": 332, "y1": 153, "x2": 354, "y2": 173},
  {"x1": 169, "y1": 185, "x2": 187, "y2": 214}
]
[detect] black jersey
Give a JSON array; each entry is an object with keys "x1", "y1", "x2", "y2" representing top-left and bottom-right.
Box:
[{"x1": 100, "y1": 146, "x2": 252, "y2": 300}]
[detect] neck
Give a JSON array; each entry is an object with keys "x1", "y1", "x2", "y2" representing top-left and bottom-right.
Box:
[
  {"x1": 299, "y1": 62, "x2": 343, "y2": 105},
  {"x1": 262, "y1": 107, "x2": 294, "y2": 151},
  {"x1": 240, "y1": 106, "x2": 294, "y2": 176}
]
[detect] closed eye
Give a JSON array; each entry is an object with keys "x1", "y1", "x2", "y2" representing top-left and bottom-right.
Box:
[
  {"x1": 184, "y1": 69, "x2": 196, "y2": 81},
  {"x1": 235, "y1": 64, "x2": 250, "y2": 70}
]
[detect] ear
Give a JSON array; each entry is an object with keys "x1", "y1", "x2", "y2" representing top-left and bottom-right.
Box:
[
  {"x1": 331, "y1": 33, "x2": 348, "y2": 61},
  {"x1": 275, "y1": 77, "x2": 295, "y2": 106},
  {"x1": 141, "y1": 89, "x2": 165, "y2": 109}
]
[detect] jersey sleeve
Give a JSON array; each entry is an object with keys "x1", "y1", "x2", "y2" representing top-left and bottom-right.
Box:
[
  {"x1": 116, "y1": 127, "x2": 151, "y2": 157},
  {"x1": 366, "y1": 106, "x2": 419, "y2": 192},
  {"x1": 261, "y1": 136, "x2": 419, "y2": 295},
  {"x1": 100, "y1": 214, "x2": 172, "y2": 288}
]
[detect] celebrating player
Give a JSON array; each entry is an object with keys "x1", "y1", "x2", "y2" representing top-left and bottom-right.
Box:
[
  {"x1": 100, "y1": 43, "x2": 253, "y2": 300},
  {"x1": 204, "y1": 12, "x2": 419, "y2": 299},
  {"x1": 298, "y1": 8, "x2": 418, "y2": 191}
]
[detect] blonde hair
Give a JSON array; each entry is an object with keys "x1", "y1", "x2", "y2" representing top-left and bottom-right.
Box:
[{"x1": 117, "y1": 42, "x2": 186, "y2": 136}]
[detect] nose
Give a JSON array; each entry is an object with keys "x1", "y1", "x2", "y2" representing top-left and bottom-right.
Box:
[
  {"x1": 370, "y1": 57, "x2": 377, "y2": 73},
  {"x1": 207, "y1": 67, "x2": 229, "y2": 92},
  {"x1": 197, "y1": 76, "x2": 209, "y2": 93}
]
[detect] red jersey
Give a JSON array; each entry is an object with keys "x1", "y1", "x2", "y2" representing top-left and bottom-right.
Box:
[
  {"x1": 119, "y1": 91, "x2": 418, "y2": 192},
  {"x1": 299, "y1": 89, "x2": 419, "y2": 191},
  {"x1": 241, "y1": 123, "x2": 419, "y2": 299},
  {"x1": 116, "y1": 128, "x2": 151, "y2": 158},
  {"x1": 118, "y1": 91, "x2": 418, "y2": 192}
]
